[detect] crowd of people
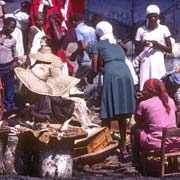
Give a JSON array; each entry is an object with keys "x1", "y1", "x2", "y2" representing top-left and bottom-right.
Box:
[{"x1": 0, "y1": 0, "x2": 180, "y2": 174}]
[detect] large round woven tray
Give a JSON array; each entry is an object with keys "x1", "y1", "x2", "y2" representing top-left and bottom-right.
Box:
[
  {"x1": 20, "y1": 124, "x2": 88, "y2": 143},
  {"x1": 73, "y1": 140, "x2": 118, "y2": 166}
]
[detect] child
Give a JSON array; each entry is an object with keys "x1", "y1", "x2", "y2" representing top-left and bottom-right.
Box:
[
  {"x1": 0, "y1": 17, "x2": 17, "y2": 113},
  {"x1": 27, "y1": 12, "x2": 45, "y2": 67}
]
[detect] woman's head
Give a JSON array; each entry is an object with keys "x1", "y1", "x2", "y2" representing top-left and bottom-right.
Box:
[
  {"x1": 96, "y1": 21, "x2": 112, "y2": 37},
  {"x1": 95, "y1": 21, "x2": 116, "y2": 44},
  {"x1": 146, "y1": 5, "x2": 160, "y2": 16},
  {"x1": 143, "y1": 78, "x2": 165, "y2": 95},
  {"x1": 143, "y1": 78, "x2": 171, "y2": 113},
  {"x1": 146, "y1": 5, "x2": 160, "y2": 28}
]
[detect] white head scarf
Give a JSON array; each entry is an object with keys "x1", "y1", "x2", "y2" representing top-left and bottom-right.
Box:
[
  {"x1": 0, "y1": 1, "x2": 6, "y2": 6},
  {"x1": 95, "y1": 21, "x2": 116, "y2": 44},
  {"x1": 146, "y1": 5, "x2": 160, "y2": 16}
]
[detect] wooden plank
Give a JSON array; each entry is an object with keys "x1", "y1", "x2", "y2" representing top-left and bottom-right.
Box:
[
  {"x1": 74, "y1": 128, "x2": 113, "y2": 156},
  {"x1": 87, "y1": 128, "x2": 112, "y2": 153},
  {"x1": 74, "y1": 127, "x2": 107, "y2": 147}
]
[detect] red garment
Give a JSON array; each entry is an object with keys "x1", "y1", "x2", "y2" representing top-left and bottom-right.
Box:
[
  {"x1": 43, "y1": 6, "x2": 65, "y2": 39},
  {"x1": 30, "y1": 0, "x2": 64, "y2": 25},
  {"x1": 29, "y1": 0, "x2": 85, "y2": 75},
  {"x1": 56, "y1": 49, "x2": 74, "y2": 75},
  {"x1": 64, "y1": 0, "x2": 85, "y2": 25},
  {"x1": 71, "y1": 0, "x2": 85, "y2": 14},
  {"x1": 30, "y1": 0, "x2": 39, "y2": 25},
  {"x1": 30, "y1": 0, "x2": 85, "y2": 29}
]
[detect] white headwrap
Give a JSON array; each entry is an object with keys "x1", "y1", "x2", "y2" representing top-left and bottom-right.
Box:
[
  {"x1": 146, "y1": 5, "x2": 160, "y2": 16},
  {"x1": 95, "y1": 21, "x2": 116, "y2": 44},
  {"x1": 0, "y1": 1, "x2": 6, "y2": 6}
]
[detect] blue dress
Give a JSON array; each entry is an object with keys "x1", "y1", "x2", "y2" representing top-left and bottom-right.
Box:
[{"x1": 92, "y1": 40, "x2": 136, "y2": 119}]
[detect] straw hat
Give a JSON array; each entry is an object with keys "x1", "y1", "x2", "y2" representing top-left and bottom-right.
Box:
[
  {"x1": 29, "y1": 46, "x2": 61, "y2": 63},
  {"x1": 14, "y1": 61, "x2": 80, "y2": 97}
]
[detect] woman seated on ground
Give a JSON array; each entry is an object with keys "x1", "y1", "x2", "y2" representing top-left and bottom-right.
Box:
[{"x1": 131, "y1": 78, "x2": 180, "y2": 170}]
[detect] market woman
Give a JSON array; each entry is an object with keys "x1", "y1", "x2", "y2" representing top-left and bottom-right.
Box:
[
  {"x1": 131, "y1": 78, "x2": 180, "y2": 170},
  {"x1": 88, "y1": 21, "x2": 136, "y2": 154},
  {"x1": 135, "y1": 4, "x2": 172, "y2": 91}
]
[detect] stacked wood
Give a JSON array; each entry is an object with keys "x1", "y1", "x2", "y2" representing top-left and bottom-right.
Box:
[
  {"x1": 73, "y1": 127, "x2": 118, "y2": 166},
  {"x1": 74, "y1": 127, "x2": 112, "y2": 157}
]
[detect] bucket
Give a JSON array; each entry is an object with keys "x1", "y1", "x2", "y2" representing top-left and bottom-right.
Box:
[{"x1": 38, "y1": 139, "x2": 74, "y2": 179}]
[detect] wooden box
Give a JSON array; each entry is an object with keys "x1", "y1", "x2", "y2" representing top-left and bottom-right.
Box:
[{"x1": 73, "y1": 127, "x2": 112, "y2": 157}]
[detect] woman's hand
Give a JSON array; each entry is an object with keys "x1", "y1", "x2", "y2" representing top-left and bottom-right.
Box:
[
  {"x1": 151, "y1": 40, "x2": 160, "y2": 48},
  {"x1": 143, "y1": 40, "x2": 161, "y2": 49},
  {"x1": 150, "y1": 39, "x2": 172, "y2": 54},
  {"x1": 142, "y1": 40, "x2": 153, "y2": 47}
]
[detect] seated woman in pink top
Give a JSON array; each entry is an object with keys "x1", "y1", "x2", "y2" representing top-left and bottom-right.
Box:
[{"x1": 131, "y1": 78, "x2": 180, "y2": 170}]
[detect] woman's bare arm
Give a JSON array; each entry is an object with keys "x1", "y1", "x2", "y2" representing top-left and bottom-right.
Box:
[
  {"x1": 150, "y1": 36, "x2": 172, "y2": 54},
  {"x1": 27, "y1": 26, "x2": 38, "y2": 55}
]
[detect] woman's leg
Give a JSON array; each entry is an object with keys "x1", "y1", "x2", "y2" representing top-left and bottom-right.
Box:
[
  {"x1": 118, "y1": 118, "x2": 127, "y2": 154},
  {"x1": 130, "y1": 124, "x2": 141, "y2": 170}
]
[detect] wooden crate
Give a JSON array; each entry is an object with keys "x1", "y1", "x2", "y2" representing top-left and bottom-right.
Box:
[{"x1": 74, "y1": 127, "x2": 112, "y2": 157}]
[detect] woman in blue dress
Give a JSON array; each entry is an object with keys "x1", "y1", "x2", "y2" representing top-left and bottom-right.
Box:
[{"x1": 88, "y1": 21, "x2": 136, "y2": 154}]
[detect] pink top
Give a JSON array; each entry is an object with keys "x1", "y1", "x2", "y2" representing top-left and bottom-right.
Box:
[{"x1": 137, "y1": 96, "x2": 180, "y2": 150}]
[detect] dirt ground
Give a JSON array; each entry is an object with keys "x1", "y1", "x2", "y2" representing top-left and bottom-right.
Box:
[
  {"x1": 0, "y1": 174, "x2": 180, "y2": 180},
  {"x1": 0, "y1": 152, "x2": 179, "y2": 180}
]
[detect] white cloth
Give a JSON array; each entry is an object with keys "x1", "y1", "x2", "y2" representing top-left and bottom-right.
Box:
[
  {"x1": 0, "y1": 1, "x2": 5, "y2": 6},
  {"x1": 125, "y1": 57, "x2": 138, "y2": 85},
  {"x1": 11, "y1": 27, "x2": 24, "y2": 56},
  {"x1": 0, "y1": 1, "x2": 5, "y2": 30},
  {"x1": 95, "y1": 21, "x2": 116, "y2": 44},
  {"x1": 146, "y1": 5, "x2": 160, "y2": 16},
  {"x1": 135, "y1": 24, "x2": 171, "y2": 90},
  {"x1": 14, "y1": 11, "x2": 29, "y2": 31},
  {"x1": 30, "y1": 26, "x2": 45, "y2": 66},
  {"x1": 0, "y1": 1, "x2": 5, "y2": 17},
  {"x1": 38, "y1": 0, "x2": 53, "y2": 12},
  {"x1": 62, "y1": 63, "x2": 69, "y2": 75}
]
